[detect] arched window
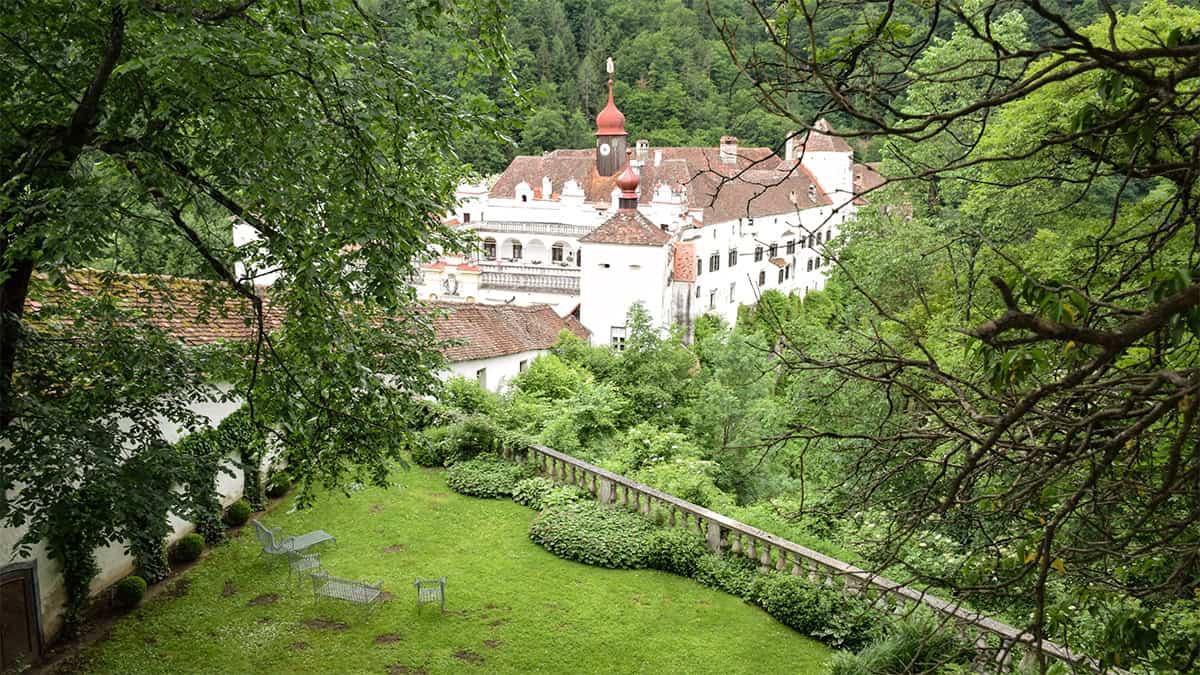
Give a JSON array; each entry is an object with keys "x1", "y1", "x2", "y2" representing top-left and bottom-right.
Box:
[
  {"x1": 816, "y1": 232, "x2": 823, "y2": 245},
  {"x1": 482, "y1": 237, "x2": 497, "y2": 260},
  {"x1": 521, "y1": 194, "x2": 528, "y2": 203},
  {"x1": 807, "y1": 234, "x2": 814, "y2": 248},
  {"x1": 778, "y1": 268, "x2": 785, "y2": 283},
  {"x1": 807, "y1": 258, "x2": 813, "y2": 272}
]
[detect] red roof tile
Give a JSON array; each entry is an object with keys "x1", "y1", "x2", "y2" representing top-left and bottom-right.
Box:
[
  {"x1": 490, "y1": 146, "x2": 830, "y2": 222},
  {"x1": 794, "y1": 119, "x2": 853, "y2": 154},
  {"x1": 579, "y1": 209, "x2": 671, "y2": 246},
  {"x1": 425, "y1": 302, "x2": 589, "y2": 362}
]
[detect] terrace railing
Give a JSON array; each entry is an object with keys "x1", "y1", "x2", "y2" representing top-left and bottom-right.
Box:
[
  {"x1": 503, "y1": 443, "x2": 1112, "y2": 674},
  {"x1": 458, "y1": 220, "x2": 595, "y2": 238},
  {"x1": 480, "y1": 271, "x2": 580, "y2": 294}
]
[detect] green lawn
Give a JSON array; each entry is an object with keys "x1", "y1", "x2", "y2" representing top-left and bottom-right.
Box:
[{"x1": 81, "y1": 467, "x2": 832, "y2": 674}]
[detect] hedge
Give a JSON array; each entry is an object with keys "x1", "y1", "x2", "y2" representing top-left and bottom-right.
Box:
[
  {"x1": 528, "y1": 501, "x2": 656, "y2": 569},
  {"x1": 445, "y1": 454, "x2": 535, "y2": 499}
]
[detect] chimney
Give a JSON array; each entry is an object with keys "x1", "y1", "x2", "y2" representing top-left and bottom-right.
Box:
[
  {"x1": 785, "y1": 131, "x2": 801, "y2": 162},
  {"x1": 636, "y1": 139, "x2": 649, "y2": 161},
  {"x1": 719, "y1": 136, "x2": 738, "y2": 164},
  {"x1": 541, "y1": 176, "x2": 552, "y2": 199},
  {"x1": 654, "y1": 150, "x2": 662, "y2": 167}
]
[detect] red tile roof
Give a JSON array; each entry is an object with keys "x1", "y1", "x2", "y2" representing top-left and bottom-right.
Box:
[
  {"x1": 672, "y1": 243, "x2": 696, "y2": 282},
  {"x1": 26, "y1": 270, "x2": 284, "y2": 346},
  {"x1": 490, "y1": 146, "x2": 830, "y2": 223},
  {"x1": 853, "y1": 162, "x2": 885, "y2": 204},
  {"x1": 26, "y1": 270, "x2": 587, "y2": 363},
  {"x1": 426, "y1": 302, "x2": 589, "y2": 362},
  {"x1": 579, "y1": 209, "x2": 671, "y2": 246},
  {"x1": 794, "y1": 119, "x2": 853, "y2": 154}
]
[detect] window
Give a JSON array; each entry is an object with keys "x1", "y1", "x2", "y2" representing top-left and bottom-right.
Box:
[
  {"x1": 826, "y1": 229, "x2": 832, "y2": 242},
  {"x1": 807, "y1": 234, "x2": 814, "y2": 248},
  {"x1": 709, "y1": 289, "x2": 717, "y2": 309},
  {"x1": 551, "y1": 243, "x2": 565, "y2": 263},
  {"x1": 521, "y1": 194, "x2": 528, "y2": 202},
  {"x1": 758, "y1": 270, "x2": 766, "y2": 286},
  {"x1": 728, "y1": 249, "x2": 738, "y2": 267},
  {"x1": 476, "y1": 368, "x2": 487, "y2": 388},
  {"x1": 511, "y1": 241, "x2": 523, "y2": 259},
  {"x1": 709, "y1": 252, "x2": 720, "y2": 273},
  {"x1": 463, "y1": 212, "x2": 471, "y2": 223},
  {"x1": 808, "y1": 184, "x2": 817, "y2": 200},
  {"x1": 696, "y1": 258, "x2": 703, "y2": 277},
  {"x1": 807, "y1": 258, "x2": 814, "y2": 272},
  {"x1": 769, "y1": 243, "x2": 778, "y2": 258},
  {"x1": 754, "y1": 246, "x2": 763, "y2": 262},
  {"x1": 482, "y1": 237, "x2": 497, "y2": 260},
  {"x1": 696, "y1": 285, "x2": 701, "y2": 298},
  {"x1": 519, "y1": 360, "x2": 529, "y2": 373},
  {"x1": 729, "y1": 282, "x2": 736, "y2": 303},
  {"x1": 785, "y1": 264, "x2": 791, "y2": 280},
  {"x1": 786, "y1": 240, "x2": 795, "y2": 255},
  {"x1": 816, "y1": 232, "x2": 823, "y2": 246},
  {"x1": 778, "y1": 268, "x2": 785, "y2": 283},
  {"x1": 611, "y1": 326, "x2": 627, "y2": 351}
]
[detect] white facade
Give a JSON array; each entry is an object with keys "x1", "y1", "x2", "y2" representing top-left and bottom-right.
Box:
[
  {"x1": 0, "y1": 391, "x2": 245, "y2": 644},
  {"x1": 444, "y1": 349, "x2": 542, "y2": 393},
  {"x1": 579, "y1": 241, "x2": 672, "y2": 346}
]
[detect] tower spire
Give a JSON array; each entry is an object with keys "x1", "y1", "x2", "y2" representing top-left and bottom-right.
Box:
[{"x1": 616, "y1": 150, "x2": 639, "y2": 211}]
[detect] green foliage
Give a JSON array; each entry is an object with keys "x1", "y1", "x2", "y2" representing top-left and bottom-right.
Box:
[
  {"x1": 692, "y1": 553, "x2": 761, "y2": 601},
  {"x1": 540, "y1": 485, "x2": 589, "y2": 509},
  {"x1": 440, "y1": 415, "x2": 510, "y2": 464},
  {"x1": 445, "y1": 454, "x2": 536, "y2": 499},
  {"x1": 265, "y1": 472, "x2": 291, "y2": 499},
  {"x1": 828, "y1": 613, "x2": 975, "y2": 674},
  {"x1": 113, "y1": 576, "x2": 148, "y2": 609},
  {"x1": 632, "y1": 458, "x2": 730, "y2": 511},
  {"x1": 223, "y1": 499, "x2": 252, "y2": 527},
  {"x1": 645, "y1": 528, "x2": 707, "y2": 577},
  {"x1": 411, "y1": 427, "x2": 451, "y2": 467},
  {"x1": 215, "y1": 408, "x2": 268, "y2": 510},
  {"x1": 171, "y1": 534, "x2": 205, "y2": 564},
  {"x1": 512, "y1": 354, "x2": 590, "y2": 401},
  {"x1": 511, "y1": 476, "x2": 557, "y2": 509},
  {"x1": 758, "y1": 574, "x2": 879, "y2": 651},
  {"x1": 528, "y1": 501, "x2": 656, "y2": 569},
  {"x1": 441, "y1": 376, "x2": 500, "y2": 416}
]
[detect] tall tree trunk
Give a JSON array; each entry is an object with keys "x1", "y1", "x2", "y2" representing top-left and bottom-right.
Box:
[{"x1": 0, "y1": 258, "x2": 34, "y2": 430}]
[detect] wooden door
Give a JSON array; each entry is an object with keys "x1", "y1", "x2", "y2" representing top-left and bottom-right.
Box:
[{"x1": 0, "y1": 564, "x2": 41, "y2": 672}]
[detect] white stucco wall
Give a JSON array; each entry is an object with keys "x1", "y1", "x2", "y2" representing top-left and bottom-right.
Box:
[
  {"x1": 0, "y1": 390, "x2": 245, "y2": 644},
  {"x1": 443, "y1": 349, "x2": 544, "y2": 392},
  {"x1": 579, "y1": 241, "x2": 671, "y2": 343}
]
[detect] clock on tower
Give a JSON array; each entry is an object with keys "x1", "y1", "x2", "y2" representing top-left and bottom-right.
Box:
[{"x1": 595, "y1": 58, "x2": 627, "y2": 177}]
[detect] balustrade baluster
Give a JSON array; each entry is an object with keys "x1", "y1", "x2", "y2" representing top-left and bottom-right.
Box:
[
  {"x1": 747, "y1": 538, "x2": 757, "y2": 562},
  {"x1": 669, "y1": 508, "x2": 677, "y2": 527},
  {"x1": 775, "y1": 550, "x2": 787, "y2": 573},
  {"x1": 791, "y1": 556, "x2": 803, "y2": 576},
  {"x1": 730, "y1": 532, "x2": 742, "y2": 555},
  {"x1": 759, "y1": 543, "x2": 772, "y2": 571}
]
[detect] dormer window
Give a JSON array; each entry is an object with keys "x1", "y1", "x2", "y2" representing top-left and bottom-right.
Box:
[
  {"x1": 808, "y1": 184, "x2": 817, "y2": 200},
  {"x1": 521, "y1": 194, "x2": 528, "y2": 203}
]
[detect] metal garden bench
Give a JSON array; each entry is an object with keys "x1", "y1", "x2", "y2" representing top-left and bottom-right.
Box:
[
  {"x1": 414, "y1": 576, "x2": 446, "y2": 613},
  {"x1": 310, "y1": 572, "x2": 384, "y2": 607},
  {"x1": 252, "y1": 519, "x2": 336, "y2": 561}
]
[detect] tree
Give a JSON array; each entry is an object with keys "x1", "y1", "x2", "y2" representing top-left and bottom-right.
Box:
[
  {"x1": 1, "y1": 0, "x2": 511, "y2": 634},
  {"x1": 721, "y1": 0, "x2": 1200, "y2": 668}
]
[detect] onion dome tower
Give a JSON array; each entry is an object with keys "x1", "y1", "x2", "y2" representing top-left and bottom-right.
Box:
[
  {"x1": 595, "y1": 57, "x2": 628, "y2": 177},
  {"x1": 615, "y1": 152, "x2": 639, "y2": 209}
]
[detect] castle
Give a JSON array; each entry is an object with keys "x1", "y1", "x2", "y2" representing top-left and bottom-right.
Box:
[{"x1": 418, "y1": 74, "x2": 878, "y2": 348}]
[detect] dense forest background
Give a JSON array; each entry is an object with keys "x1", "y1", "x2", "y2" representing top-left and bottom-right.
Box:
[{"x1": 393, "y1": 0, "x2": 1148, "y2": 174}]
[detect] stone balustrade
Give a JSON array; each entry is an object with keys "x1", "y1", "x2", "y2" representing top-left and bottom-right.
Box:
[
  {"x1": 480, "y1": 271, "x2": 580, "y2": 294},
  {"x1": 503, "y1": 442, "x2": 1111, "y2": 673},
  {"x1": 458, "y1": 220, "x2": 596, "y2": 238}
]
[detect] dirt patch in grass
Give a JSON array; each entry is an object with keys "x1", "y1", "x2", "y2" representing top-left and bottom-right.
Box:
[
  {"x1": 379, "y1": 591, "x2": 394, "y2": 603},
  {"x1": 387, "y1": 666, "x2": 427, "y2": 675},
  {"x1": 486, "y1": 618, "x2": 510, "y2": 627},
  {"x1": 382, "y1": 544, "x2": 405, "y2": 554},
  {"x1": 256, "y1": 617, "x2": 273, "y2": 625},
  {"x1": 370, "y1": 503, "x2": 384, "y2": 514},
  {"x1": 248, "y1": 593, "x2": 279, "y2": 606},
  {"x1": 221, "y1": 581, "x2": 237, "y2": 597},
  {"x1": 483, "y1": 640, "x2": 502, "y2": 649},
  {"x1": 287, "y1": 642, "x2": 308, "y2": 651},
  {"x1": 167, "y1": 578, "x2": 191, "y2": 598},
  {"x1": 303, "y1": 617, "x2": 349, "y2": 631},
  {"x1": 374, "y1": 633, "x2": 402, "y2": 644},
  {"x1": 453, "y1": 650, "x2": 485, "y2": 665}
]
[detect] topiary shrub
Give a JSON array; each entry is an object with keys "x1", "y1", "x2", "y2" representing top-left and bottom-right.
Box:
[
  {"x1": 171, "y1": 533, "x2": 205, "y2": 564},
  {"x1": 528, "y1": 501, "x2": 655, "y2": 569},
  {"x1": 445, "y1": 454, "x2": 535, "y2": 499},
  {"x1": 113, "y1": 575, "x2": 147, "y2": 609},
  {"x1": 223, "y1": 499, "x2": 252, "y2": 526},
  {"x1": 828, "y1": 613, "x2": 974, "y2": 674},
  {"x1": 265, "y1": 472, "x2": 291, "y2": 499},
  {"x1": 645, "y1": 528, "x2": 708, "y2": 577},
  {"x1": 512, "y1": 476, "x2": 557, "y2": 510}
]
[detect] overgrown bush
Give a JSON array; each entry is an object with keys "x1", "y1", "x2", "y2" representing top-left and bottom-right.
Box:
[
  {"x1": 512, "y1": 476, "x2": 557, "y2": 509},
  {"x1": 446, "y1": 454, "x2": 535, "y2": 499},
  {"x1": 223, "y1": 499, "x2": 252, "y2": 526},
  {"x1": 114, "y1": 575, "x2": 147, "y2": 609},
  {"x1": 412, "y1": 427, "x2": 450, "y2": 467},
  {"x1": 692, "y1": 553, "x2": 761, "y2": 600},
  {"x1": 441, "y1": 415, "x2": 506, "y2": 464},
  {"x1": 528, "y1": 501, "x2": 655, "y2": 569},
  {"x1": 760, "y1": 573, "x2": 879, "y2": 650},
  {"x1": 265, "y1": 472, "x2": 291, "y2": 498},
  {"x1": 540, "y1": 485, "x2": 588, "y2": 509},
  {"x1": 171, "y1": 533, "x2": 205, "y2": 564},
  {"x1": 441, "y1": 376, "x2": 499, "y2": 415},
  {"x1": 828, "y1": 613, "x2": 974, "y2": 674},
  {"x1": 645, "y1": 528, "x2": 707, "y2": 577}
]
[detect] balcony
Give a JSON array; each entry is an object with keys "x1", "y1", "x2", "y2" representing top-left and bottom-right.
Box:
[
  {"x1": 481, "y1": 271, "x2": 580, "y2": 294},
  {"x1": 458, "y1": 220, "x2": 595, "y2": 239}
]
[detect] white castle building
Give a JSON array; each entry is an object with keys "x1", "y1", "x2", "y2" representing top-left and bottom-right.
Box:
[{"x1": 419, "y1": 75, "x2": 878, "y2": 348}]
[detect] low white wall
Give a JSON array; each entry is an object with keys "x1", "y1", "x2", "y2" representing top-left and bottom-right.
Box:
[
  {"x1": 444, "y1": 349, "x2": 545, "y2": 392},
  {"x1": 0, "y1": 390, "x2": 244, "y2": 644}
]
